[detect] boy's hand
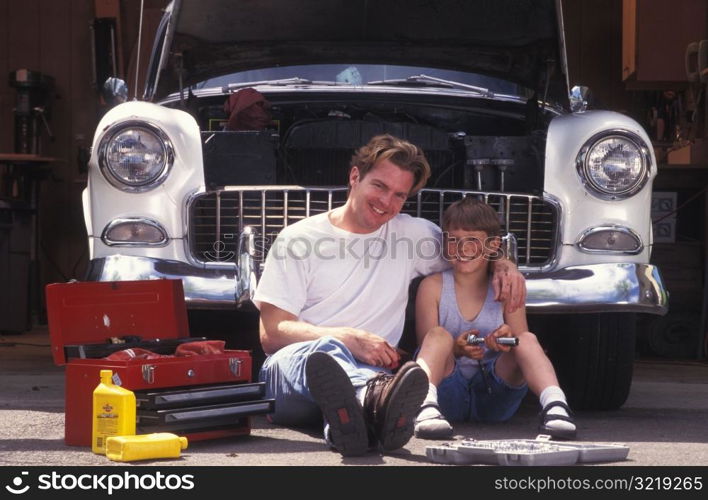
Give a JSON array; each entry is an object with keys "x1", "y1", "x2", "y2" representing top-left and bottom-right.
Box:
[
  {"x1": 484, "y1": 324, "x2": 514, "y2": 353},
  {"x1": 491, "y1": 259, "x2": 526, "y2": 313},
  {"x1": 454, "y1": 329, "x2": 484, "y2": 360}
]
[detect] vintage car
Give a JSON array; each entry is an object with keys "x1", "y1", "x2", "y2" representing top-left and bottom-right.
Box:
[{"x1": 83, "y1": 0, "x2": 667, "y2": 410}]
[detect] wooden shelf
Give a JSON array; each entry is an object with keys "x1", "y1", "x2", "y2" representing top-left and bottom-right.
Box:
[{"x1": 0, "y1": 154, "x2": 56, "y2": 164}]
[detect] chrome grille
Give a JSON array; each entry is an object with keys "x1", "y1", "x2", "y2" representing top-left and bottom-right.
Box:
[{"x1": 189, "y1": 187, "x2": 557, "y2": 267}]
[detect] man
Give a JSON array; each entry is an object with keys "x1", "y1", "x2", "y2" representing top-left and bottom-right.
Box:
[{"x1": 253, "y1": 134, "x2": 525, "y2": 456}]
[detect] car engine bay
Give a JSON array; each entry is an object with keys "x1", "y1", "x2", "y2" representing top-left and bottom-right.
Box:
[{"x1": 173, "y1": 92, "x2": 551, "y2": 195}]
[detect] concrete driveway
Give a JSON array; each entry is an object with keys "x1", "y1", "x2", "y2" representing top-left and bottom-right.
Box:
[{"x1": 1, "y1": 329, "x2": 708, "y2": 467}]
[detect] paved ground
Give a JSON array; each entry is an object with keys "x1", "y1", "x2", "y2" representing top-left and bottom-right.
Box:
[{"x1": 1, "y1": 328, "x2": 708, "y2": 467}]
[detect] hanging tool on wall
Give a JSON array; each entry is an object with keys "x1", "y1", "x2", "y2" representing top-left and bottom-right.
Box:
[
  {"x1": 8, "y1": 69, "x2": 55, "y2": 155},
  {"x1": 685, "y1": 39, "x2": 708, "y2": 139}
]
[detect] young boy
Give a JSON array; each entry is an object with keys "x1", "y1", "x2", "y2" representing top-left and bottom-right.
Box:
[{"x1": 413, "y1": 197, "x2": 576, "y2": 440}]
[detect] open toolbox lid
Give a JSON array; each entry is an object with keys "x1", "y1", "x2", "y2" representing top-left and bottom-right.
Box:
[{"x1": 45, "y1": 279, "x2": 191, "y2": 365}]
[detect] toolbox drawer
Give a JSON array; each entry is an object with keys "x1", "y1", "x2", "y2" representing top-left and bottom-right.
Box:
[
  {"x1": 136, "y1": 382, "x2": 267, "y2": 410},
  {"x1": 138, "y1": 399, "x2": 275, "y2": 433},
  {"x1": 135, "y1": 382, "x2": 274, "y2": 434}
]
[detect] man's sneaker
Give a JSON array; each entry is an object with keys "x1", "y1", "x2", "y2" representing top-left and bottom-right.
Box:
[
  {"x1": 305, "y1": 351, "x2": 369, "y2": 456},
  {"x1": 362, "y1": 361, "x2": 429, "y2": 452}
]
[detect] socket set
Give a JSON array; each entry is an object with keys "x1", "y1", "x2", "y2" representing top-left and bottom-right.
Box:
[{"x1": 426, "y1": 435, "x2": 630, "y2": 466}]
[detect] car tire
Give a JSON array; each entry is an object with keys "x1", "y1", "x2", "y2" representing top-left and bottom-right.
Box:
[{"x1": 536, "y1": 313, "x2": 636, "y2": 411}]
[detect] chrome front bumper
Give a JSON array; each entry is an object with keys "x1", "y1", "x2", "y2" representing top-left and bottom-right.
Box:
[
  {"x1": 85, "y1": 256, "x2": 668, "y2": 315},
  {"x1": 84, "y1": 255, "x2": 241, "y2": 309},
  {"x1": 525, "y1": 262, "x2": 668, "y2": 314}
]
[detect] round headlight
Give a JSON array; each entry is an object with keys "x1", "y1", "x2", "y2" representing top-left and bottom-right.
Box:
[
  {"x1": 577, "y1": 131, "x2": 650, "y2": 200},
  {"x1": 98, "y1": 121, "x2": 173, "y2": 192}
]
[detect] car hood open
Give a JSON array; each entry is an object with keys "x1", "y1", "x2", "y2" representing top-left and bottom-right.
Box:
[{"x1": 145, "y1": 0, "x2": 569, "y2": 108}]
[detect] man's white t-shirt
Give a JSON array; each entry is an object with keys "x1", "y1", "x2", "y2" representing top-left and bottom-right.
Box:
[{"x1": 252, "y1": 212, "x2": 448, "y2": 347}]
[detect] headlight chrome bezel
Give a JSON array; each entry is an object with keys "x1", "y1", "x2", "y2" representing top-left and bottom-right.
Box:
[
  {"x1": 97, "y1": 120, "x2": 174, "y2": 193},
  {"x1": 576, "y1": 130, "x2": 651, "y2": 200}
]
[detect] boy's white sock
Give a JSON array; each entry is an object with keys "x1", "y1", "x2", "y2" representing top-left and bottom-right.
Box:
[
  {"x1": 417, "y1": 383, "x2": 440, "y2": 418},
  {"x1": 414, "y1": 384, "x2": 453, "y2": 438},
  {"x1": 539, "y1": 385, "x2": 576, "y2": 433}
]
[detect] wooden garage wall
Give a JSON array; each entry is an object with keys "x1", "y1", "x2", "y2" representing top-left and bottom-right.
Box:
[
  {"x1": 0, "y1": 0, "x2": 633, "y2": 321},
  {"x1": 0, "y1": 1, "x2": 166, "y2": 312},
  {"x1": 562, "y1": 0, "x2": 631, "y2": 114},
  {"x1": 0, "y1": 0, "x2": 97, "y2": 300}
]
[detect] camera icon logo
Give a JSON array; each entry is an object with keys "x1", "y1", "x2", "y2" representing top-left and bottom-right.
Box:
[{"x1": 5, "y1": 471, "x2": 30, "y2": 495}]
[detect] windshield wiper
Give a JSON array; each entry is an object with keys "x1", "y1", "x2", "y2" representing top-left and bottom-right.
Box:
[
  {"x1": 222, "y1": 78, "x2": 311, "y2": 92},
  {"x1": 222, "y1": 77, "x2": 352, "y2": 93},
  {"x1": 367, "y1": 74, "x2": 493, "y2": 97}
]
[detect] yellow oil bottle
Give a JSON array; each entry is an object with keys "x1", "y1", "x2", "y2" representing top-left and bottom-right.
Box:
[
  {"x1": 91, "y1": 369, "x2": 136, "y2": 454},
  {"x1": 105, "y1": 433, "x2": 189, "y2": 462}
]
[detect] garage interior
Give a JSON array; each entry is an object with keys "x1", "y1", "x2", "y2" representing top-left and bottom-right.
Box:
[
  {"x1": 0, "y1": 0, "x2": 707, "y2": 468},
  {"x1": 0, "y1": 1, "x2": 706, "y2": 363}
]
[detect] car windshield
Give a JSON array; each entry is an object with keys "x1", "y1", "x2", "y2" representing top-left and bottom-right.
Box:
[{"x1": 195, "y1": 64, "x2": 528, "y2": 97}]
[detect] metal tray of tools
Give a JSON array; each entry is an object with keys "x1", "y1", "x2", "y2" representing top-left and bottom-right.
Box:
[{"x1": 426, "y1": 435, "x2": 629, "y2": 466}]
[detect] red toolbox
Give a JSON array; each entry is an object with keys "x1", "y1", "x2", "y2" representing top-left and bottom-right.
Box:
[{"x1": 46, "y1": 279, "x2": 273, "y2": 447}]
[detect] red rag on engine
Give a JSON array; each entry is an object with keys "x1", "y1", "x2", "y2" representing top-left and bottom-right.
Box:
[{"x1": 223, "y1": 88, "x2": 272, "y2": 130}]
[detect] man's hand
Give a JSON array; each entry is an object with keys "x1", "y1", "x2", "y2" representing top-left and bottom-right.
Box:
[
  {"x1": 259, "y1": 303, "x2": 399, "y2": 369},
  {"x1": 341, "y1": 328, "x2": 401, "y2": 370},
  {"x1": 491, "y1": 258, "x2": 526, "y2": 313},
  {"x1": 259, "y1": 303, "x2": 401, "y2": 369},
  {"x1": 453, "y1": 329, "x2": 484, "y2": 360}
]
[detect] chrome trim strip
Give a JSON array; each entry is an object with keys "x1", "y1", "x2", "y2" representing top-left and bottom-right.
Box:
[
  {"x1": 183, "y1": 188, "x2": 206, "y2": 268},
  {"x1": 500, "y1": 232, "x2": 518, "y2": 264},
  {"x1": 236, "y1": 226, "x2": 257, "y2": 304},
  {"x1": 101, "y1": 217, "x2": 168, "y2": 247},
  {"x1": 525, "y1": 263, "x2": 667, "y2": 315},
  {"x1": 526, "y1": 197, "x2": 532, "y2": 263},
  {"x1": 260, "y1": 190, "x2": 267, "y2": 253},
  {"x1": 183, "y1": 187, "x2": 239, "y2": 271},
  {"x1": 236, "y1": 190, "x2": 242, "y2": 233},
  {"x1": 530, "y1": 191, "x2": 562, "y2": 273},
  {"x1": 97, "y1": 120, "x2": 175, "y2": 193},
  {"x1": 576, "y1": 225, "x2": 643, "y2": 255},
  {"x1": 215, "y1": 191, "x2": 222, "y2": 259}
]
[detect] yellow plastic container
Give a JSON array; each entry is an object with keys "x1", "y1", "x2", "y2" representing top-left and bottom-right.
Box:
[
  {"x1": 105, "y1": 433, "x2": 189, "y2": 462},
  {"x1": 91, "y1": 369, "x2": 136, "y2": 454}
]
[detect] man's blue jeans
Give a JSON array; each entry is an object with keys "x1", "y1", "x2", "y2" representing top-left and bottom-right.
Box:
[{"x1": 258, "y1": 336, "x2": 381, "y2": 425}]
